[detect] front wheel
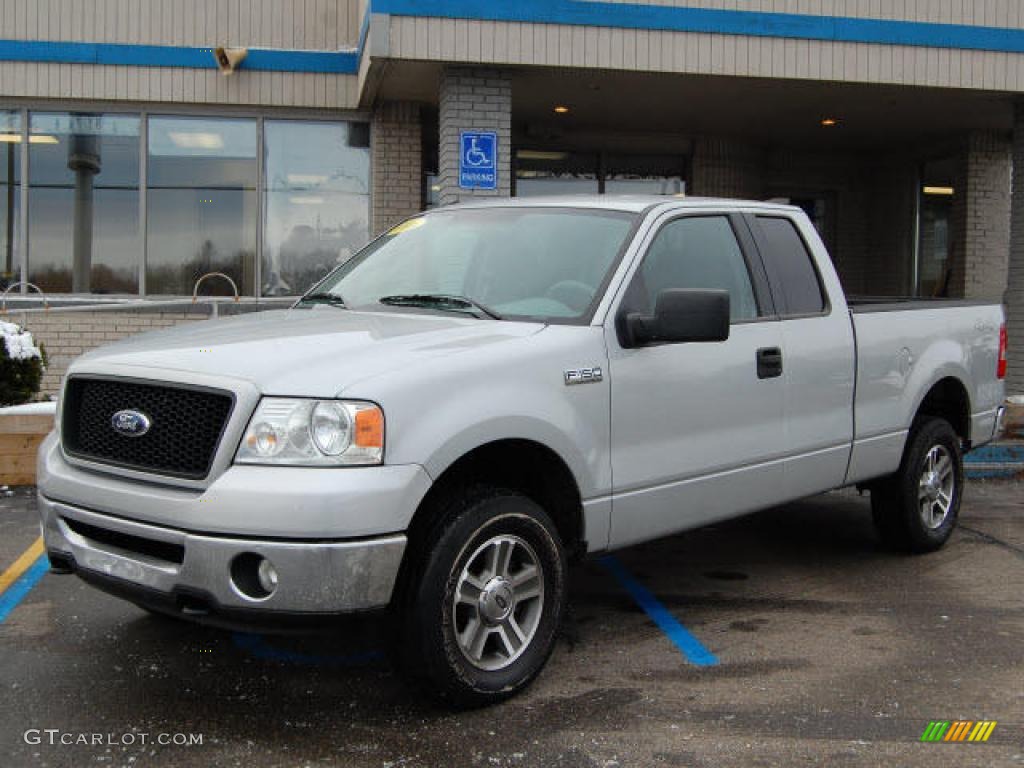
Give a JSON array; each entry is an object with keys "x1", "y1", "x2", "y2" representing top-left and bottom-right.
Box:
[
  {"x1": 871, "y1": 417, "x2": 963, "y2": 553},
  {"x1": 395, "y1": 488, "x2": 567, "y2": 707}
]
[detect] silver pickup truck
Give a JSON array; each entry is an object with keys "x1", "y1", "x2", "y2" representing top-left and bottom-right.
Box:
[{"x1": 38, "y1": 197, "x2": 1007, "y2": 706}]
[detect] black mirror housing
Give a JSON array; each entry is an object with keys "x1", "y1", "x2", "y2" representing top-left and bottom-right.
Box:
[{"x1": 619, "y1": 289, "x2": 731, "y2": 347}]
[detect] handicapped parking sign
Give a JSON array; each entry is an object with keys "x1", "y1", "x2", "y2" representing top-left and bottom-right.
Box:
[{"x1": 459, "y1": 131, "x2": 497, "y2": 190}]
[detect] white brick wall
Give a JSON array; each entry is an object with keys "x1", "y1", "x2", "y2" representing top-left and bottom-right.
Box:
[
  {"x1": 371, "y1": 101, "x2": 423, "y2": 235},
  {"x1": 438, "y1": 67, "x2": 511, "y2": 205},
  {"x1": 1006, "y1": 104, "x2": 1024, "y2": 395},
  {"x1": 962, "y1": 132, "x2": 1012, "y2": 302}
]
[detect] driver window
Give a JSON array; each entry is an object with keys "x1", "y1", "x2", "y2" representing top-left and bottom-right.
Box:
[{"x1": 630, "y1": 216, "x2": 759, "y2": 322}]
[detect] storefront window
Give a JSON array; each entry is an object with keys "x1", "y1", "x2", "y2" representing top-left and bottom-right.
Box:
[
  {"x1": 515, "y1": 150, "x2": 687, "y2": 197},
  {"x1": 916, "y1": 158, "x2": 957, "y2": 298},
  {"x1": 147, "y1": 116, "x2": 257, "y2": 295},
  {"x1": 261, "y1": 121, "x2": 370, "y2": 296},
  {"x1": 0, "y1": 111, "x2": 20, "y2": 291},
  {"x1": 604, "y1": 175, "x2": 684, "y2": 195},
  {"x1": 26, "y1": 113, "x2": 140, "y2": 294}
]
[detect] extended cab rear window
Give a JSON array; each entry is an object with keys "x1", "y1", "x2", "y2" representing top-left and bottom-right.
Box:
[{"x1": 754, "y1": 216, "x2": 826, "y2": 316}]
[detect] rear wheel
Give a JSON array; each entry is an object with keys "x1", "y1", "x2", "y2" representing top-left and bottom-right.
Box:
[
  {"x1": 871, "y1": 417, "x2": 963, "y2": 553},
  {"x1": 394, "y1": 487, "x2": 567, "y2": 707}
]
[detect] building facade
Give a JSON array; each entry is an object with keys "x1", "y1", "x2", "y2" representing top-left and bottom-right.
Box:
[{"x1": 1, "y1": 0, "x2": 1023, "y2": 392}]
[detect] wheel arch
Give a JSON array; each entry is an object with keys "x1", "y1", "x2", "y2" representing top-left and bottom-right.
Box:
[
  {"x1": 409, "y1": 438, "x2": 585, "y2": 558},
  {"x1": 912, "y1": 375, "x2": 971, "y2": 445}
]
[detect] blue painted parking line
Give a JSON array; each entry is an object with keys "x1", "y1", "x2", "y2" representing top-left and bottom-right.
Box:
[
  {"x1": 599, "y1": 555, "x2": 719, "y2": 667},
  {"x1": 0, "y1": 553, "x2": 50, "y2": 624},
  {"x1": 231, "y1": 632, "x2": 384, "y2": 667},
  {"x1": 965, "y1": 442, "x2": 1024, "y2": 479}
]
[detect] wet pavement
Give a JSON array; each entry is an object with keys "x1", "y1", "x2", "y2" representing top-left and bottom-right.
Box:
[{"x1": 1, "y1": 480, "x2": 1022, "y2": 767}]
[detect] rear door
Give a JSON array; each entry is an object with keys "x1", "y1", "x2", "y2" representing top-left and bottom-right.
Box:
[
  {"x1": 605, "y1": 211, "x2": 788, "y2": 549},
  {"x1": 744, "y1": 213, "x2": 856, "y2": 498}
]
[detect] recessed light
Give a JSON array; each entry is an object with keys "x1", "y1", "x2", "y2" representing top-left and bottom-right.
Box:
[
  {"x1": 553, "y1": 105, "x2": 570, "y2": 114},
  {"x1": 517, "y1": 150, "x2": 569, "y2": 161},
  {"x1": 923, "y1": 186, "x2": 955, "y2": 196},
  {"x1": 168, "y1": 131, "x2": 224, "y2": 149},
  {"x1": 821, "y1": 118, "x2": 839, "y2": 127}
]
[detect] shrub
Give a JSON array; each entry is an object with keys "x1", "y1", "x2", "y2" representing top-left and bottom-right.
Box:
[{"x1": 0, "y1": 321, "x2": 47, "y2": 406}]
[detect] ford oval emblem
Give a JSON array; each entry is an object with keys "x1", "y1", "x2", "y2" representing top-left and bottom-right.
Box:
[{"x1": 111, "y1": 409, "x2": 152, "y2": 437}]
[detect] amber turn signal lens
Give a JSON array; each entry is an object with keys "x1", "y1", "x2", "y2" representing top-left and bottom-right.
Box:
[{"x1": 354, "y1": 407, "x2": 384, "y2": 448}]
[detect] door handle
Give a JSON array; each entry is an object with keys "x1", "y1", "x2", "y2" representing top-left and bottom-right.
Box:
[{"x1": 757, "y1": 347, "x2": 783, "y2": 379}]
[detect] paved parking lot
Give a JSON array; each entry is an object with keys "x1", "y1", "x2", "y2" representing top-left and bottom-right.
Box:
[{"x1": 1, "y1": 480, "x2": 1022, "y2": 768}]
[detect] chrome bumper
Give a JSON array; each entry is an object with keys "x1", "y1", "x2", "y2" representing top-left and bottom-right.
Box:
[
  {"x1": 39, "y1": 494, "x2": 406, "y2": 616},
  {"x1": 994, "y1": 405, "x2": 1007, "y2": 441}
]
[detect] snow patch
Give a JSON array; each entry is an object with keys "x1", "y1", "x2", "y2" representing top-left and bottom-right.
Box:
[{"x1": 0, "y1": 321, "x2": 43, "y2": 361}]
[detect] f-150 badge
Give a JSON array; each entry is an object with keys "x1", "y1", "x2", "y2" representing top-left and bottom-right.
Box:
[{"x1": 564, "y1": 367, "x2": 603, "y2": 385}]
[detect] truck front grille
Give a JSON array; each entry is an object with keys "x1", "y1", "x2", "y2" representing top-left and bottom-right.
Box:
[{"x1": 62, "y1": 377, "x2": 234, "y2": 480}]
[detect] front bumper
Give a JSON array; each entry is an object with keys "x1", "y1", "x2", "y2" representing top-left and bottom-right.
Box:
[
  {"x1": 39, "y1": 494, "x2": 407, "y2": 621},
  {"x1": 37, "y1": 432, "x2": 433, "y2": 622}
]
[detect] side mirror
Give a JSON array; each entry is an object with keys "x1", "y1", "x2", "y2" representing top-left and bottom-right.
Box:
[{"x1": 619, "y1": 289, "x2": 731, "y2": 348}]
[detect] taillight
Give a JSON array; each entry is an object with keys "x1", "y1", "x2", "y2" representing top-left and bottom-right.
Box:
[{"x1": 998, "y1": 324, "x2": 1007, "y2": 380}]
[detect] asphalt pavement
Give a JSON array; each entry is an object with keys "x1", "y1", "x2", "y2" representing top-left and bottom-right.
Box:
[{"x1": 1, "y1": 480, "x2": 1022, "y2": 767}]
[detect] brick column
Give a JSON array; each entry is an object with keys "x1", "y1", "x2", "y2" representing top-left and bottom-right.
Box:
[
  {"x1": 1008, "y1": 105, "x2": 1024, "y2": 394},
  {"x1": 438, "y1": 67, "x2": 511, "y2": 206},
  {"x1": 371, "y1": 102, "x2": 422, "y2": 235},
  {"x1": 961, "y1": 132, "x2": 1011, "y2": 301},
  {"x1": 691, "y1": 137, "x2": 765, "y2": 200}
]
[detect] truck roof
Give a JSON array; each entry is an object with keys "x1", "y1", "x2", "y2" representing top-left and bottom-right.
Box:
[{"x1": 445, "y1": 195, "x2": 803, "y2": 215}]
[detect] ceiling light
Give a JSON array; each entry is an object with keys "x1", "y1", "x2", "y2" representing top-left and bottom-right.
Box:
[
  {"x1": 168, "y1": 131, "x2": 224, "y2": 150},
  {"x1": 287, "y1": 174, "x2": 328, "y2": 187},
  {"x1": 0, "y1": 134, "x2": 59, "y2": 144},
  {"x1": 923, "y1": 186, "x2": 955, "y2": 196},
  {"x1": 289, "y1": 196, "x2": 325, "y2": 205},
  {"x1": 821, "y1": 118, "x2": 838, "y2": 127},
  {"x1": 516, "y1": 150, "x2": 569, "y2": 161},
  {"x1": 553, "y1": 105, "x2": 570, "y2": 114}
]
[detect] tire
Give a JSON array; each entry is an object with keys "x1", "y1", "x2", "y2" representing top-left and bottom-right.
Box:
[
  {"x1": 394, "y1": 487, "x2": 567, "y2": 707},
  {"x1": 871, "y1": 417, "x2": 963, "y2": 554}
]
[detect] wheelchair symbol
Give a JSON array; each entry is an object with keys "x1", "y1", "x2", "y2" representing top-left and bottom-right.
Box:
[{"x1": 464, "y1": 136, "x2": 490, "y2": 167}]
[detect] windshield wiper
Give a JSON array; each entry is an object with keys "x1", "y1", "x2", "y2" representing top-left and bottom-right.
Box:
[
  {"x1": 378, "y1": 294, "x2": 503, "y2": 320},
  {"x1": 297, "y1": 292, "x2": 348, "y2": 308}
]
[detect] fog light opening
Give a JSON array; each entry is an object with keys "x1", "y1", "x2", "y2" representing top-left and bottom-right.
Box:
[{"x1": 230, "y1": 552, "x2": 278, "y2": 600}]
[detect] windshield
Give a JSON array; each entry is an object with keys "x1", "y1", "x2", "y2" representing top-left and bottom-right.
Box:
[{"x1": 302, "y1": 207, "x2": 638, "y2": 322}]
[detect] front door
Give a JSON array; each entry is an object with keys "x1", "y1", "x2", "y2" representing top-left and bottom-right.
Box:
[{"x1": 606, "y1": 212, "x2": 787, "y2": 549}]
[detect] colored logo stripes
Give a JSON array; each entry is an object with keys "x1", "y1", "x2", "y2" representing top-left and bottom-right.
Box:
[
  {"x1": 0, "y1": 537, "x2": 50, "y2": 623},
  {"x1": 921, "y1": 720, "x2": 997, "y2": 743}
]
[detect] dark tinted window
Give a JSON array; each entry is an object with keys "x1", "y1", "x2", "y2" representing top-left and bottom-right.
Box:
[
  {"x1": 755, "y1": 216, "x2": 825, "y2": 315},
  {"x1": 634, "y1": 216, "x2": 758, "y2": 321}
]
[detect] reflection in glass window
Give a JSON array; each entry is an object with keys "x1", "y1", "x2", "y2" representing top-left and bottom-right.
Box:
[
  {"x1": 0, "y1": 111, "x2": 21, "y2": 291},
  {"x1": 261, "y1": 121, "x2": 370, "y2": 296},
  {"x1": 604, "y1": 176, "x2": 684, "y2": 196},
  {"x1": 636, "y1": 216, "x2": 758, "y2": 321},
  {"x1": 27, "y1": 113, "x2": 140, "y2": 293},
  {"x1": 147, "y1": 117, "x2": 257, "y2": 295}
]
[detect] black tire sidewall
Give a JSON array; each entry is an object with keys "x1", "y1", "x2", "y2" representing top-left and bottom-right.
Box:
[
  {"x1": 895, "y1": 418, "x2": 963, "y2": 552},
  {"x1": 411, "y1": 491, "x2": 566, "y2": 705}
]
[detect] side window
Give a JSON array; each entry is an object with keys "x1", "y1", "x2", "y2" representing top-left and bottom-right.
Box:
[
  {"x1": 632, "y1": 216, "x2": 759, "y2": 322},
  {"x1": 754, "y1": 216, "x2": 826, "y2": 316}
]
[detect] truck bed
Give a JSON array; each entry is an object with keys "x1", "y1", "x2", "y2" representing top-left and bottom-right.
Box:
[{"x1": 847, "y1": 296, "x2": 996, "y2": 313}]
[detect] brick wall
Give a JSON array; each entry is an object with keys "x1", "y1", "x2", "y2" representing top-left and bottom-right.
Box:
[
  {"x1": 10, "y1": 309, "x2": 209, "y2": 397},
  {"x1": 962, "y1": 132, "x2": 1012, "y2": 302},
  {"x1": 438, "y1": 67, "x2": 511, "y2": 205},
  {"x1": 1007, "y1": 104, "x2": 1024, "y2": 395},
  {"x1": 691, "y1": 137, "x2": 765, "y2": 200},
  {"x1": 371, "y1": 101, "x2": 423, "y2": 235}
]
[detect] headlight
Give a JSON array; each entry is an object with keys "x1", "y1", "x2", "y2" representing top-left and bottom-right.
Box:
[{"x1": 235, "y1": 398, "x2": 384, "y2": 466}]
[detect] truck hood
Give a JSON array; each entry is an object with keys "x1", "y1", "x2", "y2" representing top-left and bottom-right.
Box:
[{"x1": 71, "y1": 307, "x2": 545, "y2": 397}]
